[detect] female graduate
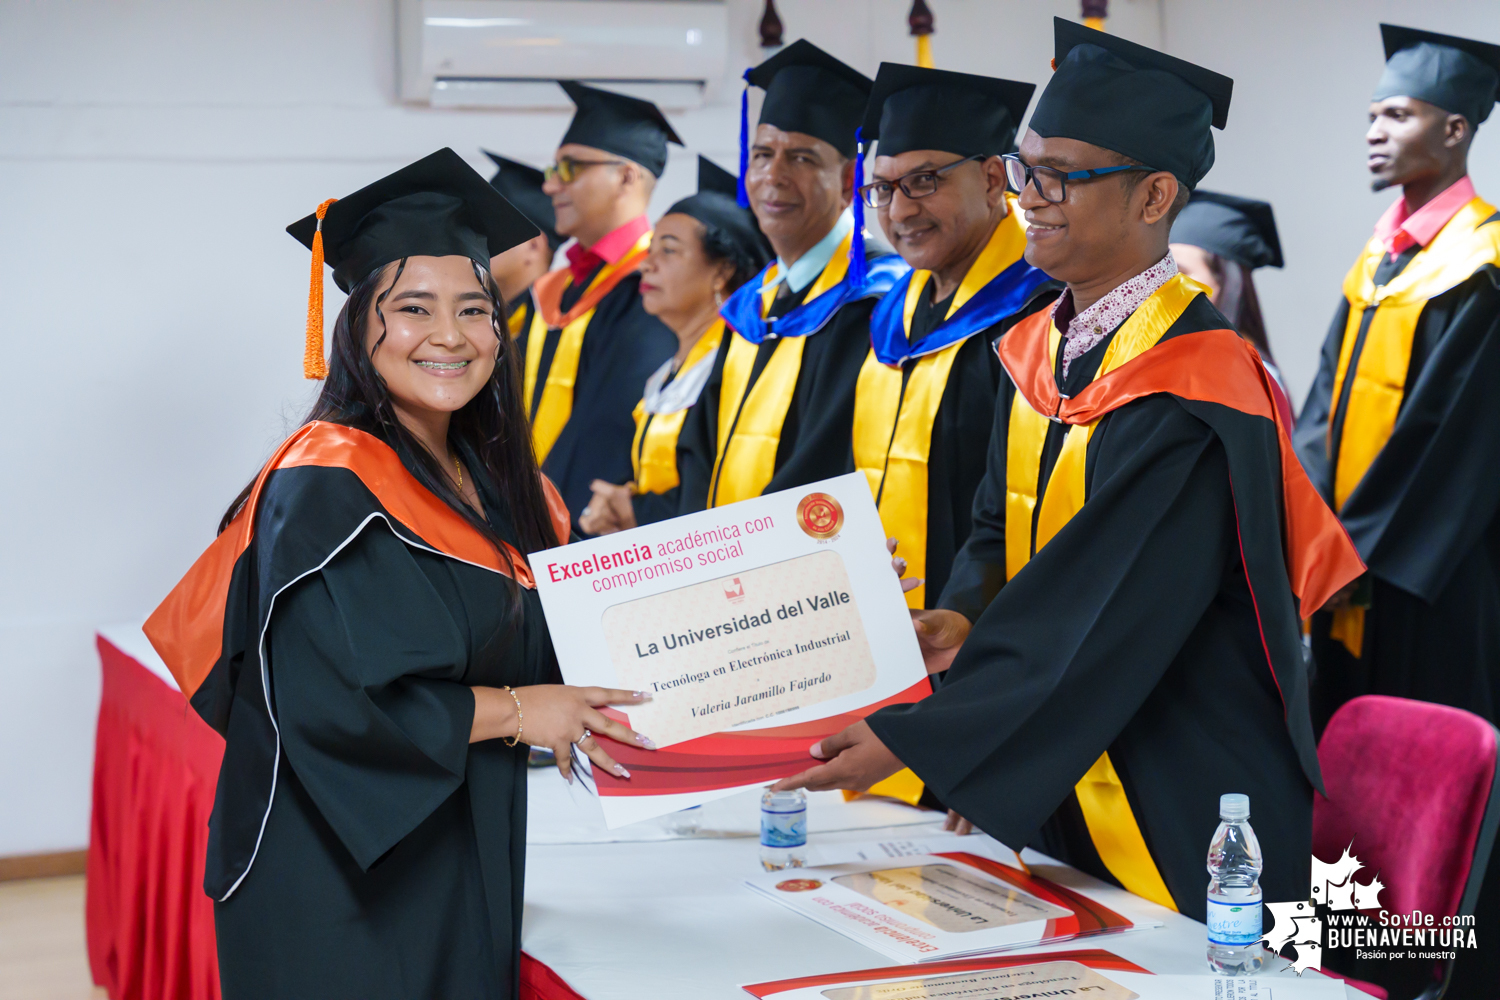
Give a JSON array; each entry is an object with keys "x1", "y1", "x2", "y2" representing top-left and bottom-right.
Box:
[
  {"x1": 1168, "y1": 190, "x2": 1289, "y2": 398},
  {"x1": 579, "y1": 158, "x2": 770, "y2": 534},
  {"x1": 143, "y1": 148, "x2": 654, "y2": 1000}
]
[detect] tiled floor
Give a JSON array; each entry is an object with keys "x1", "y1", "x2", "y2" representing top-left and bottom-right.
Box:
[{"x1": 0, "y1": 875, "x2": 107, "y2": 1000}]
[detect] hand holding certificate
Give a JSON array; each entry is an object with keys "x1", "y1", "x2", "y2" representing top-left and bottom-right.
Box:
[{"x1": 532, "y1": 473, "x2": 930, "y2": 827}]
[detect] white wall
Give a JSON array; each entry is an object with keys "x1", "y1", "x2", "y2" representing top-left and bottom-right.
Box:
[{"x1": 0, "y1": 0, "x2": 1494, "y2": 855}]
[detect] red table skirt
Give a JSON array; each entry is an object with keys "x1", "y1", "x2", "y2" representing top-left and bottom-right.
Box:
[{"x1": 86, "y1": 634, "x2": 585, "y2": 1000}]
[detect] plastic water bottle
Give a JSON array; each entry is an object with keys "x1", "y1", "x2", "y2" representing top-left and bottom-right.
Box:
[
  {"x1": 1206, "y1": 793, "x2": 1265, "y2": 974},
  {"x1": 760, "y1": 788, "x2": 807, "y2": 870}
]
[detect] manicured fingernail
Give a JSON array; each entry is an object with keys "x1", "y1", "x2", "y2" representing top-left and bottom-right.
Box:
[
  {"x1": 612, "y1": 764, "x2": 631, "y2": 778},
  {"x1": 635, "y1": 734, "x2": 658, "y2": 749},
  {"x1": 634, "y1": 691, "x2": 653, "y2": 701},
  {"x1": 809, "y1": 741, "x2": 827, "y2": 759},
  {"x1": 564, "y1": 772, "x2": 573, "y2": 785}
]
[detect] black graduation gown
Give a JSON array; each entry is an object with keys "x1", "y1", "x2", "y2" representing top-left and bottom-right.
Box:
[
  {"x1": 674, "y1": 278, "x2": 880, "y2": 512},
  {"x1": 855, "y1": 281, "x2": 1061, "y2": 607},
  {"x1": 211, "y1": 461, "x2": 559, "y2": 1000},
  {"x1": 626, "y1": 339, "x2": 729, "y2": 528},
  {"x1": 531, "y1": 263, "x2": 676, "y2": 530},
  {"x1": 868, "y1": 294, "x2": 1318, "y2": 921},
  {"x1": 1294, "y1": 227, "x2": 1500, "y2": 728}
]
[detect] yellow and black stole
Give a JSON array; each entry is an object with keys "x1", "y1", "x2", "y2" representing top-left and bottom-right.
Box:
[
  {"x1": 1005, "y1": 274, "x2": 1207, "y2": 911},
  {"x1": 1325, "y1": 195, "x2": 1500, "y2": 654},
  {"x1": 631, "y1": 319, "x2": 726, "y2": 494},
  {"x1": 852, "y1": 206, "x2": 1034, "y2": 611},
  {"x1": 524, "y1": 231, "x2": 653, "y2": 463},
  {"x1": 708, "y1": 233, "x2": 854, "y2": 506}
]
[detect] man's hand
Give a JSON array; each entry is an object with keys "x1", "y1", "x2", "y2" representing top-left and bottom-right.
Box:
[
  {"x1": 769, "y1": 720, "x2": 904, "y2": 793},
  {"x1": 911, "y1": 608, "x2": 970, "y2": 675},
  {"x1": 580, "y1": 480, "x2": 637, "y2": 536}
]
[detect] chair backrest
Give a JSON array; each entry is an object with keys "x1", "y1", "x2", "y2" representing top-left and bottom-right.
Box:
[{"x1": 1314, "y1": 695, "x2": 1500, "y2": 920}]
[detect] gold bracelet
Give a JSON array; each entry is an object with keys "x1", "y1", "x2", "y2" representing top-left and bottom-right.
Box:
[{"x1": 502, "y1": 686, "x2": 524, "y2": 747}]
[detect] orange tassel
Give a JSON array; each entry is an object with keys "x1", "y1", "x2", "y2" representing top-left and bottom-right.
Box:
[{"x1": 304, "y1": 198, "x2": 337, "y2": 379}]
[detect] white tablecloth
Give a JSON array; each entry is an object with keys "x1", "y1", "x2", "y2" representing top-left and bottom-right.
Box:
[{"x1": 521, "y1": 769, "x2": 1354, "y2": 999}]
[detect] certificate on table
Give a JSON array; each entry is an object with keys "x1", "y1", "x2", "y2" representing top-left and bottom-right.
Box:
[
  {"x1": 742, "y1": 948, "x2": 1350, "y2": 999},
  {"x1": 532, "y1": 473, "x2": 930, "y2": 827},
  {"x1": 742, "y1": 852, "x2": 1146, "y2": 964}
]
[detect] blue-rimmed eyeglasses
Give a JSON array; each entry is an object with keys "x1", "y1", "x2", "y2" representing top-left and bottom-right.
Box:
[
  {"x1": 1001, "y1": 153, "x2": 1157, "y2": 204},
  {"x1": 858, "y1": 154, "x2": 986, "y2": 209}
]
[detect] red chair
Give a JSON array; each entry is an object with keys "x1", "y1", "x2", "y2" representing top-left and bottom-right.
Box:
[{"x1": 1314, "y1": 695, "x2": 1500, "y2": 1000}]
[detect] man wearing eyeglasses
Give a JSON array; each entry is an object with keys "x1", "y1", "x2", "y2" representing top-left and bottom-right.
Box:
[
  {"x1": 674, "y1": 41, "x2": 907, "y2": 514},
  {"x1": 839, "y1": 64, "x2": 1060, "y2": 808},
  {"x1": 524, "y1": 81, "x2": 679, "y2": 530},
  {"x1": 1295, "y1": 26, "x2": 1500, "y2": 740},
  {"x1": 774, "y1": 20, "x2": 1363, "y2": 925}
]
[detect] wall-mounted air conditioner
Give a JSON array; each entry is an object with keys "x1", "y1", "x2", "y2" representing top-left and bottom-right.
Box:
[{"x1": 398, "y1": 0, "x2": 729, "y2": 110}]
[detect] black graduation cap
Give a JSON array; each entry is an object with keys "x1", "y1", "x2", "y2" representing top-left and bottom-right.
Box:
[
  {"x1": 558, "y1": 81, "x2": 683, "y2": 178},
  {"x1": 1028, "y1": 17, "x2": 1233, "y2": 189},
  {"x1": 862, "y1": 63, "x2": 1035, "y2": 159},
  {"x1": 287, "y1": 147, "x2": 539, "y2": 378},
  {"x1": 1373, "y1": 24, "x2": 1500, "y2": 127},
  {"x1": 698, "y1": 155, "x2": 740, "y2": 199},
  {"x1": 482, "y1": 151, "x2": 562, "y2": 251},
  {"x1": 745, "y1": 39, "x2": 873, "y2": 158},
  {"x1": 1170, "y1": 190, "x2": 1283, "y2": 270},
  {"x1": 665, "y1": 157, "x2": 773, "y2": 272}
]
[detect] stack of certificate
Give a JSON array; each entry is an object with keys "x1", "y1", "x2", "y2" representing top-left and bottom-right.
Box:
[{"x1": 744, "y1": 850, "x2": 1148, "y2": 963}]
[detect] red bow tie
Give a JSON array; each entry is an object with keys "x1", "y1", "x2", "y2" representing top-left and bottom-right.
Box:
[{"x1": 566, "y1": 243, "x2": 603, "y2": 283}]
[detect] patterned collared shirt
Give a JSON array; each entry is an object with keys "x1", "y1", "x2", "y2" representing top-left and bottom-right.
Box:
[{"x1": 1053, "y1": 254, "x2": 1179, "y2": 377}]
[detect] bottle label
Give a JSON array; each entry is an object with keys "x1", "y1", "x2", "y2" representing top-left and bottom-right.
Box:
[
  {"x1": 1206, "y1": 897, "x2": 1263, "y2": 946},
  {"x1": 761, "y1": 808, "x2": 807, "y2": 848}
]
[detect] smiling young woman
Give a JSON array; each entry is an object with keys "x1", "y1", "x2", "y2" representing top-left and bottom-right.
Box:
[{"x1": 145, "y1": 149, "x2": 655, "y2": 1000}]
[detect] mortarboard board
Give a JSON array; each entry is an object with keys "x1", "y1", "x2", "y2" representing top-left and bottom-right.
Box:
[
  {"x1": 862, "y1": 63, "x2": 1035, "y2": 159},
  {"x1": 482, "y1": 151, "x2": 562, "y2": 251},
  {"x1": 664, "y1": 157, "x2": 773, "y2": 273},
  {"x1": 1170, "y1": 190, "x2": 1283, "y2": 270},
  {"x1": 1028, "y1": 17, "x2": 1233, "y2": 190},
  {"x1": 558, "y1": 81, "x2": 683, "y2": 178},
  {"x1": 287, "y1": 147, "x2": 539, "y2": 378},
  {"x1": 744, "y1": 40, "x2": 872, "y2": 160},
  {"x1": 1374, "y1": 24, "x2": 1500, "y2": 127},
  {"x1": 697, "y1": 155, "x2": 740, "y2": 199}
]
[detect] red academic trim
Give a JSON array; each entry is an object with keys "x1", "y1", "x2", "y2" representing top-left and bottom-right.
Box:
[
  {"x1": 997, "y1": 311, "x2": 1365, "y2": 620},
  {"x1": 740, "y1": 947, "x2": 1148, "y2": 996},
  {"x1": 591, "y1": 680, "x2": 933, "y2": 795},
  {"x1": 931, "y1": 852, "x2": 1135, "y2": 942},
  {"x1": 143, "y1": 421, "x2": 570, "y2": 700},
  {"x1": 534, "y1": 243, "x2": 650, "y2": 329}
]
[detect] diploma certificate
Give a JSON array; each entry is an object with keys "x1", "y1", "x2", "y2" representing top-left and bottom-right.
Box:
[{"x1": 532, "y1": 473, "x2": 929, "y2": 827}]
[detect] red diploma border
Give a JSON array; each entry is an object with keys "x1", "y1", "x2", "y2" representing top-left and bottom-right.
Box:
[{"x1": 594, "y1": 679, "x2": 931, "y2": 795}]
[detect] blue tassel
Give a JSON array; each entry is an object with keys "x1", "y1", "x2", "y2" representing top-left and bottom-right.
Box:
[
  {"x1": 737, "y1": 69, "x2": 752, "y2": 208},
  {"x1": 848, "y1": 127, "x2": 868, "y2": 288}
]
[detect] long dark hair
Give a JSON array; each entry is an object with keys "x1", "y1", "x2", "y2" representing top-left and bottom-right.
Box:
[
  {"x1": 1200, "y1": 252, "x2": 1275, "y2": 366},
  {"x1": 220, "y1": 257, "x2": 556, "y2": 579}
]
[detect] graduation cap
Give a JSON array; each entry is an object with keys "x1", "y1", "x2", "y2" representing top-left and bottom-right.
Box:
[
  {"x1": 697, "y1": 155, "x2": 740, "y2": 199},
  {"x1": 743, "y1": 40, "x2": 872, "y2": 163},
  {"x1": 287, "y1": 147, "x2": 539, "y2": 379},
  {"x1": 558, "y1": 81, "x2": 683, "y2": 178},
  {"x1": 862, "y1": 63, "x2": 1036, "y2": 159},
  {"x1": 1028, "y1": 17, "x2": 1233, "y2": 190},
  {"x1": 664, "y1": 157, "x2": 773, "y2": 274},
  {"x1": 482, "y1": 151, "x2": 562, "y2": 251},
  {"x1": 1373, "y1": 24, "x2": 1500, "y2": 127},
  {"x1": 1170, "y1": 190, "x2": 1283, "y2": 270}
]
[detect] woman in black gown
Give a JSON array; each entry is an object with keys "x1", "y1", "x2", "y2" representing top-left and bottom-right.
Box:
[{"x1": 144, "y1": 149, "x2": 654, "y2": 999}]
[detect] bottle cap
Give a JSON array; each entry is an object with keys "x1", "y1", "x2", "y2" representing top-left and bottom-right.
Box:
[{"x1": 1219, "y1": 793, "x2": 1250, "y2": 820}]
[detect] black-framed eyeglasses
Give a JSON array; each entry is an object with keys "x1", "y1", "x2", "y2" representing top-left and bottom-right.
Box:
[
  {"x1": 1000, "y1": 153, "x2": 1157, "y2": 205},
  {"x1": 858, "y1": 154, "x2": 986, "y2": 209},
  {"x1": 544, "y1": 156, "x2": 627, "y2": 184}
]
